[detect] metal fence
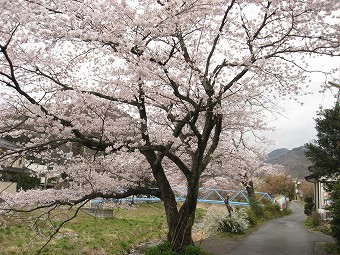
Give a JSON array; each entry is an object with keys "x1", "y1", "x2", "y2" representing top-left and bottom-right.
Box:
[{"x1": 91, "y1": 188, "x2": 272, "y2": 207}]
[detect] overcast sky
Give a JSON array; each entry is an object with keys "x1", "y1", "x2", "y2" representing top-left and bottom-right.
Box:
[
  {"x1": 260, "y1": 58, "x2": 339, "y2": 151},
  {"x1": 261, "y1": 87, "x2": 338, "y2": 151}
]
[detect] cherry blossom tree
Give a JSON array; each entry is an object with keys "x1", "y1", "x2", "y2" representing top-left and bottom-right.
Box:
[
  {"x1": 0, "y1": 0, "x2": 339, "y2": 252},
  {"x1": 203, "y1": 143, "x2": 285, "y2": 198},
  {"x1": 259, "y1": 172, "x2": 295, "y2": 199}
]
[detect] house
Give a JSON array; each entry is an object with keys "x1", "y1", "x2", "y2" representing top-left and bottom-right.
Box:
[
  {"x1": 0, "y1": 181, "x2": 17, "y2": 195},
  {"x1": 0, "y1": 138, "x2": 43, "y2": 193},
  {"x1": 305, "y1": 163, "x2": 339, "y2": 220},
  {"x1": 304, "y1": 174, "x2": 333, "y2": 219},
  {"x1": 0, "y1": 137, "x2": 28, "y2": 168}
]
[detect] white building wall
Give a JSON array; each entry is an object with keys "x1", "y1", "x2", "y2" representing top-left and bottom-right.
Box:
[
  {"x1": 316, "y1": 181, "x2": 332, "y2": 220},
  {"x1": 0, "y1": 181, "x2": 17, "y2": 194}
]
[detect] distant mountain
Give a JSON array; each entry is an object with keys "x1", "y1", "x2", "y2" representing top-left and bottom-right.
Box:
[
  {"x1": 267, "y1": 148, "x2": 290, "y2": 161},
  {"x1": 266, "y1": 146, "x2": 312, "y2": 178}
]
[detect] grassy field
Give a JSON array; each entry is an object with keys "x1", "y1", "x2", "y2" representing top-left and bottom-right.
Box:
[
  {"x1": 0, "y1": 203, "x2": 169, "y2": 255},
  {"x1": 0, "y1": 202, "x2": 288, "y2": 255}
]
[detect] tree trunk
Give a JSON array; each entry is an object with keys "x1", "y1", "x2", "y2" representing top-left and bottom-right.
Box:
[
  {"x1": 224, "y1": 196, "x2": 233, "y2": 217},
  {"x1": 164, "y1": 184, "x2": 199, "y2": 251},
  {"x1": 142, "y1": 153, "x2": 197, "y2": 251},
  {"x1": 166, "y1": 203, "x2": 196, "y2": 251},
  {"x1": 246, "y1": 180, "x2": 256, "y2": 200},
  {"x1": 140, "y1": 134, "x2": 203, "y2": 251}
]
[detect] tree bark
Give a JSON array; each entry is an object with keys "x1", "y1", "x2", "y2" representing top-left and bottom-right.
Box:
[
  {"x1": 140, "y1": 150, "x2": 196, "y2": 251},
  {"x1": 245, "y1": 180, "x2": 256, "y2": 200},
  {"x1": 165, "y1": 184, "x2": 199, "y2": 251},
  {"x1": 224, "y1": 196, "x2": 233, "y2": 217},
  {"x1": 166, "y1": 202, "x2": 195, "y2": 251}
]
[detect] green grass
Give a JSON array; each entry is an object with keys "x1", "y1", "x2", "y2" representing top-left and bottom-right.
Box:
[
  {"x1": 2, "y1": 203, "x2": 286, "y2": 255},
  {"x1": 0, "y1": 203, "x2": 167, "y2": 255},
  {"x1": 324, "y1": 243, "x2": 340, "y2": 255},
  {"x1": 145, "y1": 242, "x2": 213, "y2": 255},
  {"x1": 304, "y1": 216, "x2": 333, "y2": 236}
]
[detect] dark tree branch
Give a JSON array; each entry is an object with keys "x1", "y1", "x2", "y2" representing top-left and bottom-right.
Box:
[
  {"x1": 177, "y1": 32, "x2": 202, "y2": 74},
  {"x1": 163, "y1": 70, "x2": 199, "y2": 108},
  {"x1": 0, "y1": 44, "x2": 119, "y2": 152},
  {"x1": 34, "y1": 67, "x2": 138, "y2": 106},
  {"x1": 35, "y1": 202, "x2": 86, "y2": 255},
  {"x1": 136, "y1": 79, "x2": 151, "y2": 145},
  {"x1": 164, "y1": 150, "x2": 192, "y2": 179},
  {"x1": 205, "y1": 0, "x2": 236, "y2": 79},
  {"x1": 202, "y1": 114, "x2": 222, "y2": 170}
]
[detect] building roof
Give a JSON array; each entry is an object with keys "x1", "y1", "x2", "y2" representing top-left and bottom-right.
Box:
[
  {"x1": 0, "y1": 166, "x2": 36, "y2": 174},
  {"x1": 305, "y1": 174, "x2": 317, "y2": 183},
  {"x1": 0, "y1": 138, "x2": 18, "y2": 151}
]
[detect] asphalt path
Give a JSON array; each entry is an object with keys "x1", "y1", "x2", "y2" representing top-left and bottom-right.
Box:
[{"x1": 228, "y1": 201, "x2": 333, "y2": 255}]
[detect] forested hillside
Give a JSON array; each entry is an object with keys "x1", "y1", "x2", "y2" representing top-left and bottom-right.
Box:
[{"x1": 266, "y1": 146, "x2": 312, "y2": 178}]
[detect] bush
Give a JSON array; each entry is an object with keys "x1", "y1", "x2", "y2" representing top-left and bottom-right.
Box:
[
  {"x1": 263, "y1": 204, "x2": 282, "y2": 220},
  {"x1": 305, "y1": 212, "x2": 323, "y2": 228},
  {"x1": 246, "y1": 209, "x2": 258, "y2": 227},
  {"x1": 329, "y1": 183, "x2": 340, "y2": 246},
  {"x1": 249, "y1": 198, "x2": 264, "y2": 218},
  {"x1": 310, "y1": 212, "x2": 322, "y2": 227},
  {"x1": 304, "y1": 196, "x2": 314, "y2": 215},
  {"x1": 1, "y1": 172, "x2": 40, "y2": 191},
  {"x1": 145, "y1": 242, "x2": 207, "y2": 255},
  {"x1": 145, "y1": 242, "x2": 176, "y2": 255},
  {"x1": 181, "y1": 245, "x2": 206, "y2": 255},
  {"x1": 304, "y1": 196, "x2": 313, "y2": 204},
  {"x1": 218, "y1": 209, "x2": 250, "y2": 234},
  {"x1": 194, "y1": 205, "x2": 250, "y2": 238},
  {"x1": 325, "y1": 243, "x2": 340, "y2": 255},
  {"x1": 246, "y1": 202, "x2": 291, "y2": 226}
]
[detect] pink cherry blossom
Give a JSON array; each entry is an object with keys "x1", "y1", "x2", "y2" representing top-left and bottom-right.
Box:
[{"x1": 0, "y1": 0, "x2": 339, "y2": 251}]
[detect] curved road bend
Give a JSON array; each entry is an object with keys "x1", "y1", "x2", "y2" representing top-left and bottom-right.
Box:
[{"x1": 229, "y1": 201, "x2": 333, "y2": 255}]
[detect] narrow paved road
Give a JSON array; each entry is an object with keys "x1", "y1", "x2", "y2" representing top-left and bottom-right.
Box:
[{"x1": 228, "y1": 201, "x2": 333, "y2": 255}]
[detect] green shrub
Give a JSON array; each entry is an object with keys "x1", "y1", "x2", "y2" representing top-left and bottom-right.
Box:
[
  {"x1": 145, "y1": 242, "x2": 176, "y2": 255},
  {"x1": 247, "y1": 202, "x2": 291, "y2": 225},
  {"x1": 304, "y1": 205, "x2": 314, "y2": 216},
  {"x1": 329, "y1": 183, "x2": 340, "y2": 246},
  {"x1": 310, "y1": 212, "x2": 322, "y2": 227},
  {"x1": 181, "y1": 245, "x2": 206, "y2": 255},
  {"x1": 246, "y1": 209, "x2": 258, "y2": 227},
  {"x1": 1, "y1": 172, "x2": 40, "y2": 191},
  {"x1": 304, "y1": 197, "x2": 313, "y2": 204},
  {"x1": 145, "y1": 242, "x2": 208, "y2": 255},
  {"x1": 249, "y1": 198, "x2": 264, "y2": 218},
  {"x1": 305, "y1": 216, "x2": 313, "y2": 228},
  {"x1": 304, "y1": 196, "x2": 314, "y2": 215},
  {"x1": 264, "y1": 204, "x2": 281, "y2": 214},
  {"x1": 218, "y1": 209, "x2": 250, "y2": 234},
  {"x1": 263, "y1": 204, "x2": 281, "y2": 220},
  {"x1": 260, "y1": 197, "x2": 273, "y2": 205},
  {"x1": 305, "y1": 213, "x2": 323, "y2": 228},
  {"x1": 325, "y1": 243, "x2": 340, "y2": 255},
  {"x1": 282, "y1": 208, "x2": 292, "y2": 216},
  {"x1": 194, "y1": 205, "x2": 250, "y2": 238}
]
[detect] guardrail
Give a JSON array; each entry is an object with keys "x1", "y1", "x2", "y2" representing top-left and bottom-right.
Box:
[{"x1": 91, "y1": 188, "x2": 272, "y2": 207}]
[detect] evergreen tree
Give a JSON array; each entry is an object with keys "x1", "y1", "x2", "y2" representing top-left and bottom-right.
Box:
[
  {"x1": 330, "y1": 183, "x2": 340, "y2": 249},
  {"x1": 305, "y1": 103, "x2": 340, "y2": 247},
  {"x1": 305, "y1": 104, "x2": 340, "y2": 179}
]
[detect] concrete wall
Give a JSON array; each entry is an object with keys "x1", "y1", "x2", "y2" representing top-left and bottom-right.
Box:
[{"x1": 0, "y1": 181, "x2": 17, "y2": 194}]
